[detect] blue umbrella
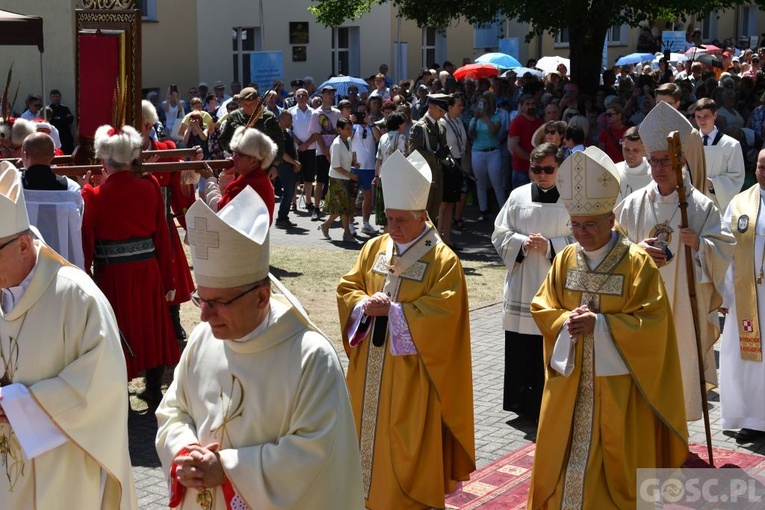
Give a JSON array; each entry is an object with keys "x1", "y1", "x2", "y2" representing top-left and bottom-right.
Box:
[
  {"x1": 614, "y1": 52, "x2": 656, "y2": 66},
  {"x1": 475, "y1": 52, "x2": 522, "y2": 70},
  {"x1": 317, "y1": 76, "x2": 369, "y2": 97}
]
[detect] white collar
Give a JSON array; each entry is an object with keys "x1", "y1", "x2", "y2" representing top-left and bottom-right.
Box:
[
  {"x1": 1, "y1": 244, "x2": 41, "y2": 314},
  {"x1": 701, "y1": 126, "x2": 718, "y2": 142},
  {"x1": 395, "y1": 225, "x2": 429, "y2": 255}
]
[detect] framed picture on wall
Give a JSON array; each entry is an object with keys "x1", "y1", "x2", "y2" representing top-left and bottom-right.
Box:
[
  {"x1": 289, "y1": 22, "x2": 309, "y2": 45},
  {"x1": 292, "y1": 46, "x2": 307, "y2": 62}
]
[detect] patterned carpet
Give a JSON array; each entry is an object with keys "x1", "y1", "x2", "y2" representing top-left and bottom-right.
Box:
[{"x1": 445, "y1": 443, "x2": 765, "y2": 509}]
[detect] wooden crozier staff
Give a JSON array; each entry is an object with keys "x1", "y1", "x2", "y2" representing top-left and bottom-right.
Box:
[{"x1": 667, "y1": 130, "x2": 715, "y2": 467}]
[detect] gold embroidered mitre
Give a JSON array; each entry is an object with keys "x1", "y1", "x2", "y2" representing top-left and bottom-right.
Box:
[
  {"x1": 556, "y1": 150, "x2": 620, "y2": 217},
  {"x1": 638, "y1": 101, "x2": 693, "y2": 155}
]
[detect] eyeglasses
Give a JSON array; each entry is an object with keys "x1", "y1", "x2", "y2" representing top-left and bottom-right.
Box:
[
  {"x1": 530, "y1": 165, "x2": 556, "y2": 175},
  {"x1": 544, "y1": 129, "x2": 559, "y2": 135},
  {"x1": 190, "y1": 283, "x2": 266, "y2": 310},
  {"x1": 0, "y1": 235, "x2": 22, "y2": 252},
  {"x1": 567, "y1": 218, "x2": 610, "y2": 231},
  {"x1": 647, "y1": 157, "x2": 673, "y2": 168}
]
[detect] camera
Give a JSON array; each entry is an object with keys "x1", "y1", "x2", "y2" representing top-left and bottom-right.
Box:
[
  {"x1": 355, "y1": 111, "x2": 366, "y2": 121},
  {"x1": 170, "y1": 84, "x2": 178, "y2": 94}
]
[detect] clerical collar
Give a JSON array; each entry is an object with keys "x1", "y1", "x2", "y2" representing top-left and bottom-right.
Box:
[
  {"x1": 395, "y1": 225, "x2": 429, "y2": 255},
  {"x1": 1, "y1": 243, "x2": 41, "y2": 314}
]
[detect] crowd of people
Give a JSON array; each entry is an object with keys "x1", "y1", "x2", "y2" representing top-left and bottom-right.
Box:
[{"x1": 1, "y1": 31, "x2": 765, "y2": 509}]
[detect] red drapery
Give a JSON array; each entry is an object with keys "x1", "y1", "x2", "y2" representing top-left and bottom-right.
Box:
[{"x1": 78, "y1": 33, "x2": 119, "y2": 137}]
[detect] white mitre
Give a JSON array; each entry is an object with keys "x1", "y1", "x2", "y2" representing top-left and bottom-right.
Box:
[
  {"x1": 583, "y1": 145, "x2": 620, "y2": 184},
  {"x1": 186, "y1": 186, "x2": 270, "y2": 288},
  {"x1": 381, "y1": 150, "x2": 432, "y2": 211},
  {"x1": 639, "y1": 101, "x2": 693, "y2": 155},
  {"x1": 0, "y1": 161, "x2": 29, "y2": 237},
  {"x1": 556, "y1": 150, "x2": 620, "y2": 217}
]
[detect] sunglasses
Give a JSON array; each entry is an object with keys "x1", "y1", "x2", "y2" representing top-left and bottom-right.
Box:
[
  {"x1": 530, "y1": 165, "x2": 556, "y2": 175},
  {"x1": 605, "y1": 112, "x2": 619, "y2": 117},
  {"x1": 544, "y1": 129, "x2": 559, "y2": 135}
]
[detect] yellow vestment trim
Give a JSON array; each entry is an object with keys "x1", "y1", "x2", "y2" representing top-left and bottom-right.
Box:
[{"x1": 730, "y1": 185, "x2": 763, "y2": 362}]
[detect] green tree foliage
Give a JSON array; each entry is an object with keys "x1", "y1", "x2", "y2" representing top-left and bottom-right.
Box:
[{"x1": 310, "y1": 0, "x2": 748, "y2": 93}]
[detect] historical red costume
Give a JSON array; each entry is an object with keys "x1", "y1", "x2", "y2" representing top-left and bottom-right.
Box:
[
  {"x1": 217, "y1": 168, "x2": 275, "y2": 221},
  {"x1": 81, "y1": 171, "x2": 180, "y2": 379},
  {"x1": 148, "y1": 138, "x2": 195, "y2": 306}
]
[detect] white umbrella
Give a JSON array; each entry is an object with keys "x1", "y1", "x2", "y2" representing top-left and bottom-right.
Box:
[
  {"x1": 536, "y1": 56, "x2": 570, "y2": 76},
  {"x1": 653, "y1": 53, "x2": 689, "y2": 64},
  {"x1": 502, "y1": 68, "x2": 544, "y2": 79}
]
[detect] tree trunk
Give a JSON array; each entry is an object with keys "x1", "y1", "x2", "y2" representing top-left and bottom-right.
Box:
[{"x1": 568, "y1": 20, "x2": 609, "y2": 96}]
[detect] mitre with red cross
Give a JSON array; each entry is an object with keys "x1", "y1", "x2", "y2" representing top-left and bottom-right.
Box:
[{"x1": 185, "y1": 186, "x2": 270, "y2": 288}]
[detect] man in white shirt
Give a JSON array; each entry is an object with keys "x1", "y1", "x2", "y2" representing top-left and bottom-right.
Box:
[
  {"x1": 693, "y1": 97, "x2": 745, "y2": 211},
  {"x1": 288, "y1": 88, "x2": 317, "y2": 211}
]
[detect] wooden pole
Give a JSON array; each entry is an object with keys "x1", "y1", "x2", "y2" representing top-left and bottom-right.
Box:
[{"x1": 667, "y1": 130, "x2": 715, "y2": 467}]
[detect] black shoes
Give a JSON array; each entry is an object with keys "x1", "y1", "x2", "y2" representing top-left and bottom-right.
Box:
[
  {"x1": 735, "y1": 428, "x2": 765, "y2": 442},
  {"x1": 275, "y1": 218, "x2": 297, "y2": 228}
]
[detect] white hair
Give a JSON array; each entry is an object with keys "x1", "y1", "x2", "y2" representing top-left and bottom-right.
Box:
[
  {"x1": 94, "y1": 124, "x2": 142, "y2": 167},
  {"x1": 142, "y1": 100, "x2": 158, "y2": 125},
  {"x1": 230, "y1": 127, "x2": 277, "y2": 168}
]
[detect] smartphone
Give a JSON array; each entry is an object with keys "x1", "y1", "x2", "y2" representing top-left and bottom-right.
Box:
[{"x1": 170, "y1": 84, "x2": 178, "y2": 94}]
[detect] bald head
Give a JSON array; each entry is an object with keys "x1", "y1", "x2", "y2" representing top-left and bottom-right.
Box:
[{"x1": 21, "y1": 132, "x2": 55, "y2": 167}]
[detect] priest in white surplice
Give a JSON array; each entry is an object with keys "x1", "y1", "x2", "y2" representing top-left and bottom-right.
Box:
[
  {"x1": 719, "y1": 148, "x2": 765, "y2": 443},
  {"x1": 615, "y1": 102, "x2": 735, "y2": 421},
  {"x1": 0, "y1": 162, "x2": 137, "y2": 510},
  {"x1": 693, "y1": 97, "x2": 745, "y2": 212},
  {"x1": 492, "y1": 142, "x2": 573, "y2": 419},
  {"x1": 155, "y1": 187, "x2": 363, "y2": 509},
  {"x1": 615, "y1": 126, "x2": 652, "y2": 204}
]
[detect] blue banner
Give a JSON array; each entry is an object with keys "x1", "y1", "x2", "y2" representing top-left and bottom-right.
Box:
[{"x1": 249, "y1": 51, "x2": 284, "y2": 92}]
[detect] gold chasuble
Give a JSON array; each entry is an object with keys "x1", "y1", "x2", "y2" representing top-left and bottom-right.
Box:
[
  {"x1": 338, "y1": 229, "x2": 475, "y2": 510},
  {"x1": 529, "y1": 233, "x2": 688, "y2": 509}
]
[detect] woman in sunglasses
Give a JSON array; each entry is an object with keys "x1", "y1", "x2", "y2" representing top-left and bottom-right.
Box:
[
  {"x1": 531, "y1": 120, "x2": 566, "y2": 148},
  {"x1": 491, "y1": 142, "x2": 573, "y2": 421}
]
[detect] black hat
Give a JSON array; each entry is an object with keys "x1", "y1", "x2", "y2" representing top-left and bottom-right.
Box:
[
  {"x1": 290, "y1": 79, "x2": 305, "y2": 88},
  {"x1": 427, "y1": 93, "x2": 451, "y2": 111}
]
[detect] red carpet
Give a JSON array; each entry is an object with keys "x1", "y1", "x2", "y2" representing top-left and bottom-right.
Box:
[{"x1": 445, "y1": 443, "x2": 765, "y2": 509}]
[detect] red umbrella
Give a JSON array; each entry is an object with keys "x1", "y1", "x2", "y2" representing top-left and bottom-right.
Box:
[
  {"x1": 453, "y1": 63, "x2": 499, "y2": 80},
  {"x1": 685, "y1": 44, "x2": 722, "y2": 56}
]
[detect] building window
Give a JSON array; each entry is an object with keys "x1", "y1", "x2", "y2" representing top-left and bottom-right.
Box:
[
  {"x1": 423, "y1": 27, "x2": 447, "y2": 68},
  {"x1": 740, "y1": 6, "x2": 758, "y2": 39},
  {"x1": 555, "y1": 27, "x2": 570, "y2": 48},
  {"x1": 701, "y1": 11, "x2": 718, "y2": 42},
  {"x1": 607, "y1": 24, "x2": 628, "y2": 46},
  {"x1": 139, "y1": 0, "x2": 157, "y2": 21},
  {"x1": 232, "y1": 27, "x2": 262, "y2": 85},
  {"x1": 473, "y1": 20, "x2": 501, "y2": 50},
  {"x1": 332, "y1": 27, "x2": 360, "y2": 76}
]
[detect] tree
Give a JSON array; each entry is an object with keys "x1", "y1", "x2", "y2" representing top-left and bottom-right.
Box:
[{"x1": 310, "y1": 0, "x2": 746, "y2": 94}]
